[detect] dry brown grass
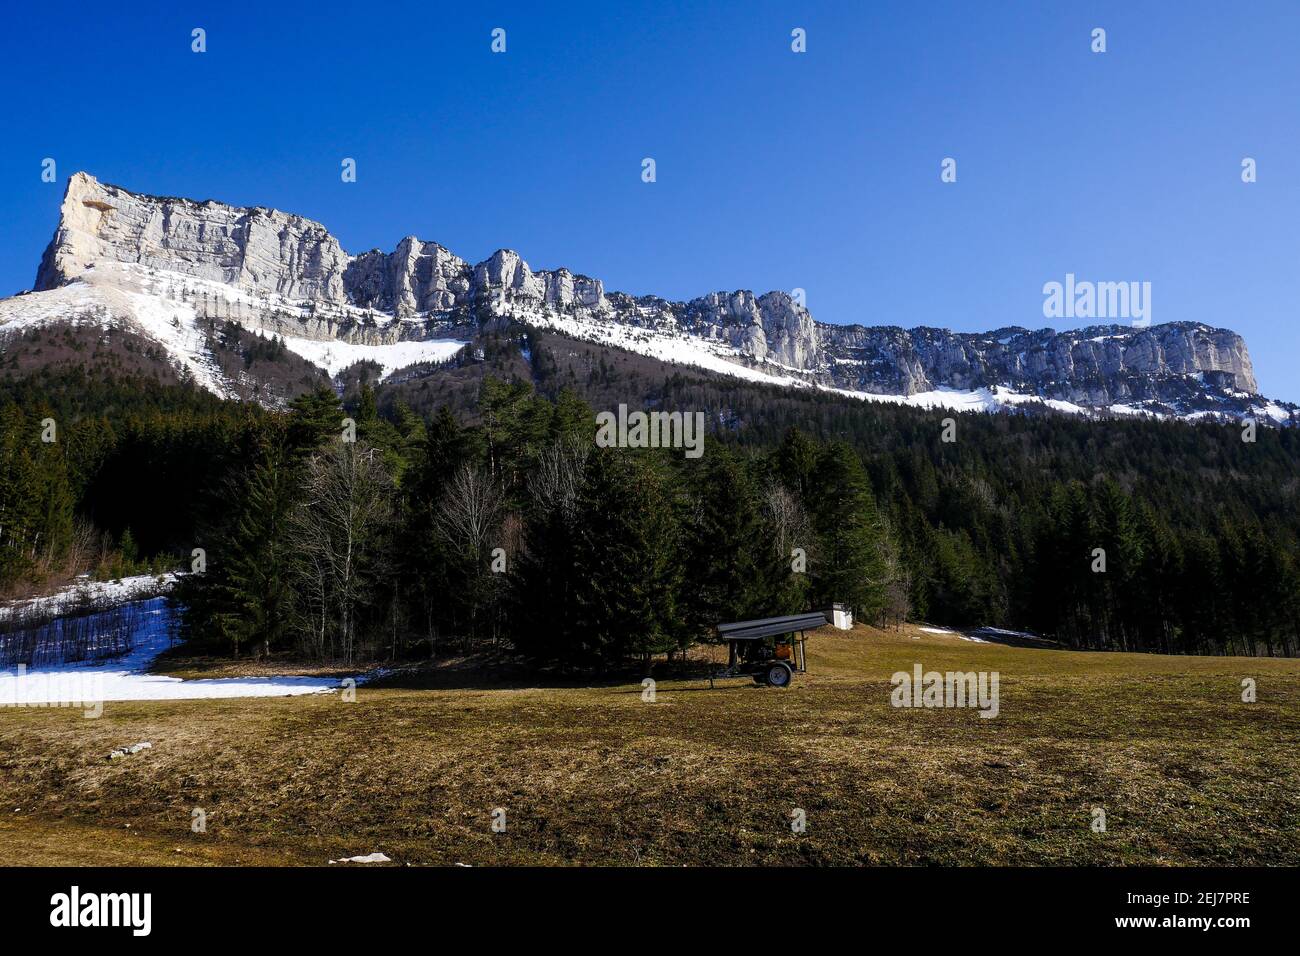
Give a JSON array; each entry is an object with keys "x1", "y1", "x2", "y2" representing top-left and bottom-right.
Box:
[{"x1": 1, "y1": 623, "x2": 1297, "y2": 866}]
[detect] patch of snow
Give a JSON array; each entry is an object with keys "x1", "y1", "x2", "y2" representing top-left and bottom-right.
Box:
[
  {"x1": 827, "y1": 385, "x2": 1089, "y2": 417},
  {"x1": 524, "y1": 307, "x2": 812, "y2": 390},
  {"x1": 1252, "y1": 402, "x2": 1292, "y2": 423},
  {"x1": 919, "y1": 626, "x2": 956, "y2": 635},
  {"x1": 992, "y1": 387, "x2": 1087, "y2": 416},
  {"x1": 329, "y1": 852, "x2": 391, "y2": 864},
  {"x1": 1, "y1": 573, "x2": 177, "y2": 619},
  {"x1": 0, "y1": 277, "x2": 229, "y2": 395},
  {"x1": 968, "y1": 626, "x2": 1040, "y2": 641},
  {"x1": 824, "y1": 385, "x2": 996, "y2": 412},
  {"x1": 0, "y1": 597, "x2": 344, "y2": 704},
  {"x1": 269, "y1": 333, "x2": 467, "y2": 378},
  {"x1": 0, "y1": 264, "x2": 468, "y2": 393}
]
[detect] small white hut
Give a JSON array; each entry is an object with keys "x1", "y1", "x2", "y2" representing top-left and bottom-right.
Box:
[{"x1": 822, "y1": 602, "x2": 853, "y2": 630}]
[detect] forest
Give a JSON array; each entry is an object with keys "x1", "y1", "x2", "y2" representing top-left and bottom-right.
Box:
[{"x1": 2, "y1": 359, "x2": 1298, "y2": 664}]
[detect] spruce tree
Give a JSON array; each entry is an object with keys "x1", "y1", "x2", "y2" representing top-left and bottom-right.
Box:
[
  {"x1": 808, "y1": 441, "x2": 888, "y2": 622},
  {"x1": 684, "y1": 449, "x2": 770, "y2": 635}
]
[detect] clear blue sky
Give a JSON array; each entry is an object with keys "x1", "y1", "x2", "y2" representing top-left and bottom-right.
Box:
[{"x1": 2, "y1": 1, "x2": 1297, "y2": 400}]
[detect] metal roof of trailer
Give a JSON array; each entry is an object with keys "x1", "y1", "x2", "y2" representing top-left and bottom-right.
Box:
[{"x1": 715, "y1": 612, "x2": 829, "y2": 641}]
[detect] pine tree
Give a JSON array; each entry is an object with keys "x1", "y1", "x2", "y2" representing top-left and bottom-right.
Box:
[
  {"x1": 561, "y1": 450, "x2": 686, "y2": 667},
  {"x1": 684, "y1": 449, "x2": 771, "y2": 635},
  {"x1": 288, "y1": 385, "x2": 345, "y2": 455},
  {"x1": 808, "y1": 441, "x2": 889, "y2": 622},
  {"x1": 223, "y1": 442, "x2": 299, "y2": 657}
]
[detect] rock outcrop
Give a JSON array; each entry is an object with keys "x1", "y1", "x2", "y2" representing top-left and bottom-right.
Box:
[
  {"x1": 345, "y1": 238, "x2": 470, "y2": 316},
  {"x1": 37, "y1": 172, "x2": 350, "y2": 302}
]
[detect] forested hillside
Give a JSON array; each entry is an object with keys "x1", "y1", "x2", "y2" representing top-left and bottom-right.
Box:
[{"x1": 3, "y1": 353, "x2": 1297, "y2": 664}]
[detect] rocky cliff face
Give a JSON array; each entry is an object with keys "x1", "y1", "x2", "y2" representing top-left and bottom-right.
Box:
[
  {"x1": 345, "y1": 238, "x2": 471, "y2": 316},
  {"x1": 818, "y1": 322, "x2": 1259, "y2": 405},
  {"x1": 23, "y1": 172, "x2": 1288, "y2": 422},
  {"x1": 37, "y1": 172, "x2": 350, "y2": 302}
]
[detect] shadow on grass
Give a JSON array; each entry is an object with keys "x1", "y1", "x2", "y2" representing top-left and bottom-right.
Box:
[
  {"x1": 151, "y1": 642, "x2": 792, "y2": 693},
  {"x1": 359, "y1": 652, "x2": 736, "y2": 693},
  {"x1": 148, "y1": 645, "x2": 360, "y2": 680}
]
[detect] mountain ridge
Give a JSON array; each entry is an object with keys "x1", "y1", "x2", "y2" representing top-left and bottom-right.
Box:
[{"x1": 8, "y1": 171, "x2": 1294, "y2": 425}]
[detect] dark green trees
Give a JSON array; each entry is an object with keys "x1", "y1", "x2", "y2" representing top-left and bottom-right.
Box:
[
  {"x1": 568, "y1": 450, "x2": 686, "y2": 665},
  {"x1": 8, "y1": 363, "x2": 1300, "y2": 663},
  {"x1": 177, "y1": 424, "x2": 300, "y2": 657},
  {"x1": 512, "y1": 445, "x2": 686, "y2": 667},
  {"x1": 684, "y1": 450, "x2": 772, "y2": 632},
  {"x1": 805, "y1": 441, "x2": 889, "y2": 622},
  {"x1": 0, "y1": 405, "x2": 75, "y2": 586}
]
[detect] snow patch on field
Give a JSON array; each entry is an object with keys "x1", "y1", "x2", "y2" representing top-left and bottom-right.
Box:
[{"x1": 1, "y1": 590, "x2": 343, "y2": 704}]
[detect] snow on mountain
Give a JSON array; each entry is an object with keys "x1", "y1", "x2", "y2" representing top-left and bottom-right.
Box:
[
  {"x1": 0, "y1": 264, "x2": 230, "y2": 394},
  {"x1": 0, "y1": 260, "x2": 467, "y2": 393},
  {"x1": 272, "y1": 335, "x2": 466, "y2": 377},
  {"x1": 2, "y1": 171, "x2": 1295, "y2": 425}
]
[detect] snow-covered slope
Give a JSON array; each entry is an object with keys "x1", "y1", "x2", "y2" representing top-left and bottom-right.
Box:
[
  {"x1": 0, "y1": 267, "x2": 229, "y2": 394},
  {"x1": 0, "y1": 261, "x2": 468, "y2": 396}
]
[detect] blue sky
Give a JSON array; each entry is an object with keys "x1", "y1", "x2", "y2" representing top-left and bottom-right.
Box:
[{"x1": 2, "y1": 1, "x2": 1297, "y2": 400}]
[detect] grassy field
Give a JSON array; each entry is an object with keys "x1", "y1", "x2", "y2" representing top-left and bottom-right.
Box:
[{"x1": 2, "y1": 623, "x2": 1298, "y2": 866}]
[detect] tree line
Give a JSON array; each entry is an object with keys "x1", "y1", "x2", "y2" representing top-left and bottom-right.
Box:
[{"x1": 3, "y1": 364, "x2": 1298, "y2": 661}]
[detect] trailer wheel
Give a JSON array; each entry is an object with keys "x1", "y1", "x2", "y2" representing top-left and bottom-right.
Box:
[{"x1": 766, "y1": 662, "x2": 793, "y2": 688}]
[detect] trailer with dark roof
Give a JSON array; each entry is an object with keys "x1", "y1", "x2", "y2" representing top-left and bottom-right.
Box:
[{"x1": 711, "y1": 611, "x2": 827, "y2": 688}]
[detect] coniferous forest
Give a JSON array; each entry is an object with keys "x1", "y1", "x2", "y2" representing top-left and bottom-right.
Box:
[{"x1": 3, "y1": 359, "x2": 1298, "y2": 666}]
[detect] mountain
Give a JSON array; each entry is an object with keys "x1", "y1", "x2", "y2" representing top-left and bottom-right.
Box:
[{"x1": 3, "y1": 171, "x2": 1295, "y2": 424}]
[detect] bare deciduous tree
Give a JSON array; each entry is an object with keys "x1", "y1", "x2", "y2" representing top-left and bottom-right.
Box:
[
  {"x1": 529, "y1": 437, "x2": 590, "y2": 519},
  {"x1": 436, "y1": 464, "x2": 506, "y2": 559},
  {"x1": 289, "y1": 443, "x2": 393, "y2": 663},
  {"x1": 435, "y1": 464, "x2": 507, "y2": 646},
  {"x1": 765, "y1": 482, "x2": 813, "y2": 563}
]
